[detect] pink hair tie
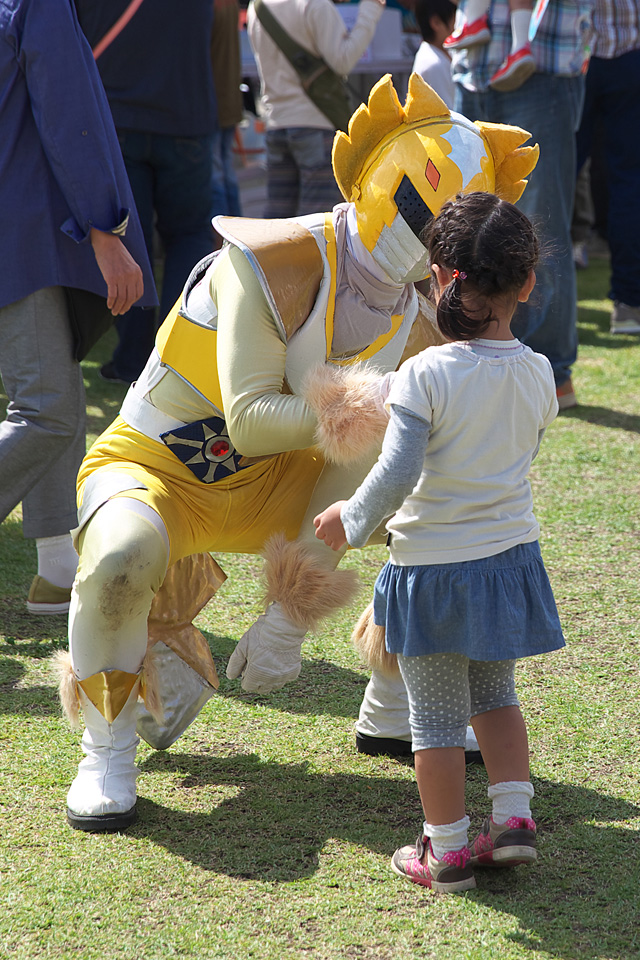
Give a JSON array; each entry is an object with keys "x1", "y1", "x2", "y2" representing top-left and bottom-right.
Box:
[{"x1": 452, "y1": 269, "x2": 467, "y2": 280}]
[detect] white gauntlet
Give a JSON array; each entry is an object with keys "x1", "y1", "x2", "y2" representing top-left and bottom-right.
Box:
[
  {"x1": 226, "y1": 602, "x2": 306, "y2": 694},
  {"x1": 226, "y1": 533, "x2": 360, "y2": 694}
]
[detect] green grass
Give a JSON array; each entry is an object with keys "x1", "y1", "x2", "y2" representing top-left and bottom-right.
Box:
[{"x1": 1, "y1": 258, "x2": 640, "y2": 959}]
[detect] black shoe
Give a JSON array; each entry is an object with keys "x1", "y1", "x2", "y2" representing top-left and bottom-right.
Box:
[
  {"x1": 356, "y1": 732, "x2": 484, "y2": 765},
  {"x1": 356, "y1": 732, "x2": 413, "y2": 759},
  {"x1": 99, "y1": 361, "x2": 133, "y2": 385}
]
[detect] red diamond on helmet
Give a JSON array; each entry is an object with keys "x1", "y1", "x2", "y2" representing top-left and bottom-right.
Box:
[{"x1": 425, "y1": 159, "x2": 440, "y2": 191}]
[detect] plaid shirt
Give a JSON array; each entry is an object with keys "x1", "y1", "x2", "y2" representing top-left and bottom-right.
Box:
[
  {"x1": 592, "y1": 0, "x2": 640, "y2": 58},
  {"x1": 452, "y1": 0, "x2": 595, "y2": 92}
]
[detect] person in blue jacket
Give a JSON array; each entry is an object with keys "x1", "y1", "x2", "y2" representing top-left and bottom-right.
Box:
[{"x1": 0, "y1": 0, "x2": 155, "y2": 615}]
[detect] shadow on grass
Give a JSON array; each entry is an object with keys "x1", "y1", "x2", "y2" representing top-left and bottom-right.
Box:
[
  {"x1": 0, "y1": 640, "x2": 368, "y2": 720},
  {"x1": 558, "y1": 404, "x2": 640, "y2": 434},
  {"x1": 133, "y1": 751, "x2": 640, "y2": 958}
]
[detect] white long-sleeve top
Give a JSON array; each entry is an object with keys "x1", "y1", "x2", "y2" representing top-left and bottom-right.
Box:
[{"x1": 247, "y1": 0, "x2": 384, "y2": 130}]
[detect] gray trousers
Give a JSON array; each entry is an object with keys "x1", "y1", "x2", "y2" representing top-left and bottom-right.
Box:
[{"x1": 0, "y1": 287, "x2": 86, "y2": 538}]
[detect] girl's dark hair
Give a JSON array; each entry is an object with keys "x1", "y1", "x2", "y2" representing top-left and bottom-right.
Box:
[{"x1": 422, "y1": 192, "x2": 539, "y2": 341}]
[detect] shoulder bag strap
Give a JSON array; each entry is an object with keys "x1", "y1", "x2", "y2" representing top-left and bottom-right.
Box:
[
  {"x1": 252, "y1": 0, "x2": 327, "y2": 85},
  {"x1": 92, "y1": 0, "x2": 146, "y2": 60}
]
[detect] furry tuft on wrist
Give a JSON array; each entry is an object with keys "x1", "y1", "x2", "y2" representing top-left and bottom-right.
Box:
[
  {"x1": 301, "y1": 362, "x2": 389, "y2": 465},
  {"x1": 262, "y1": 533, "x2": 360, "y2": 631}
]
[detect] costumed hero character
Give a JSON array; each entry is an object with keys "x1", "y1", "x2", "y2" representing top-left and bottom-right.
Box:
[{"x1": 55, "y1": 73, "x2": 538, "y2": 832}]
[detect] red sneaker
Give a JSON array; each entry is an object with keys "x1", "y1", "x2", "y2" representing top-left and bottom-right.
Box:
[
  {"x1": 443, "y1": 14, "x2": 491, "y2": 50},
  {"x1": 489, "y1": 46, "x2": 536, "y2": 92}
]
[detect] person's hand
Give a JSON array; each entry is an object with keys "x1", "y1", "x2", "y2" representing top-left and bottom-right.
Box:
[
  {"x1": 226, "y1": 602, "x2": 307, "y2": 694},
  {"x1": 313, "y1": 501, "x2": 348, "y2": 551},
  {"x1": 90, "y1": 228, "x2": 144, "y2": 315}
]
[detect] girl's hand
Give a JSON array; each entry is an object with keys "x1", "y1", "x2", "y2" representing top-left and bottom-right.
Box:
[{"x1": 313, "y1": 501, "x2": 348, "y2": 551}]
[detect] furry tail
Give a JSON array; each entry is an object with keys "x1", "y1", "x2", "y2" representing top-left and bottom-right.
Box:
[
  {"x1": 351, "y1": 602, "x2": 399, "y2": 676},
  {"x1": 263, "y1": 532, "x2": 360, "y2": 630}
]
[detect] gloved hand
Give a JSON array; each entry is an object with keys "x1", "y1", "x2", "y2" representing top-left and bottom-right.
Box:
[{"x1": 226, "y1": 601, "x2": 307, "y2": 694}]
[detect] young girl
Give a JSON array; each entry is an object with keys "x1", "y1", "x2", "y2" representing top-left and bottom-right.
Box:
[{"x1": 314, "y1": 192, "x2": 565, "y2": 894}]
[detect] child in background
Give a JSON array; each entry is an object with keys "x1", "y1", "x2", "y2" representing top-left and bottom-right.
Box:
[
  {"x1": 444, "y1": 0, "x2": 536, "y2": 91},
  {"x1": 412, "y1": 0, "x2": 458, "y2": 107},
  {"x1": 314, "y1": 192, "x2": 564, "y2": 894}
]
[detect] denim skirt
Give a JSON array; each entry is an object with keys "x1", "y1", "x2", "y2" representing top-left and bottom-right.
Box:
[{"x1": 373, "y1": 541, "x2": 565, "y2": 661}]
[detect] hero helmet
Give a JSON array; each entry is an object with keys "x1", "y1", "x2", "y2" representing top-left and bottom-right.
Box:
[{"x1": 332, "y1": 73, "x2": 539, "y2": 284}]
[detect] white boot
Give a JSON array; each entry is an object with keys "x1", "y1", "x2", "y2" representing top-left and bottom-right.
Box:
[{"x1": 66, "y1": 670, "x2": 140, "y2": 832}]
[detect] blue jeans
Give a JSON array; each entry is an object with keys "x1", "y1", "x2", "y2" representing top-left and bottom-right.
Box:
[
  {"x1": 456, "y1": 74, "x2": 585, "y2": 387},
  {"x1": 264, "y1": 127, "x2": 343, "y2": 219},
  {"x1": 112, "y1": 130, "x2": 217, "y2": 381},
  {"x1": 211, "y1": 126, "x2": 242, "y2": 217},
  {"x1": 576, "y1": 50, "x2": 640, "y2": 308}
]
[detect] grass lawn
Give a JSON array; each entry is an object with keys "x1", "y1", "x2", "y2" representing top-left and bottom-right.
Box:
[{"x1": 1, "y1": 255, "x2": 639, "y2": 960}]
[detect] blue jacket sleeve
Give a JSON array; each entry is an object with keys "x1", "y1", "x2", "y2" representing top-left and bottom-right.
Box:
[{"x1": 17, "y1": 0, "x2": 132, "y2": 242}]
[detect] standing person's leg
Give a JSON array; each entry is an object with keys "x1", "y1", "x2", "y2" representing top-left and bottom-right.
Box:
[
  {"x1": 154, "y1": 133, "x2": 217, "y2": 320},
  {"x1": 457, "y1": 75, "x2": 585, "y2": 398},
  {"x1": 596, "y1": 50, "x2": 640, "y2": 332},
  {"x1": 292, "y1": 128, "x2": 343, "y2": 216},
  {"x1": 0, "y1": 287, "x2": 86, "y2": 609},
  {"x1": 108, "y1": 131, "x2": 158, "y2": 384},
  {"x1": 468, "y1": 659, "x2": 537, "y2": 866},
  {"x1": 263, "y1": 128, "x2": 300, "y2": 219},
  {"x1": 390, "y1": 652, "x2": 476, "y2": 893},
  {"x1": 221, "y1": 125, "x2": 242, "y2": 217}
]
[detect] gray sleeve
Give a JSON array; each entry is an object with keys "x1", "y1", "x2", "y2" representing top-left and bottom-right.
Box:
[
  {"x1": 341, "y1": 404, "x2": 430, "y2": 548},
  {"x1": 532, "y1": 427, "x2": 546, "y2": 461}
]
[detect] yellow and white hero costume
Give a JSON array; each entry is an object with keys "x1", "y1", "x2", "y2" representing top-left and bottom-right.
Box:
[{"x1": 59, "y1": 73, "x2": 539, "y2": 832}]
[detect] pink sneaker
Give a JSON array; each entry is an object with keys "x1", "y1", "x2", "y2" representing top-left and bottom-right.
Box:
[
  {"x1": 443, "y1": 14, "x2": 491, "y2": 50},
  {"x1": 489, "y1": 46, "x2": 536, "y2": 92},
  {"x1": 391, "y1": 836, "x2": 476, "y2": 893},
  {"x1": 469, "y1": 816, "x2": 537, "y2": 867}
]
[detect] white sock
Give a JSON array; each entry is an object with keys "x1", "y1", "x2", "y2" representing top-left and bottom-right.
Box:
[
  {"x1": 424, "y1": 815, "x2": 470, "y2": 860},
  {"x1": 464, "y1": 0, "x2": 490, "y2": 22},
  {"x1": 36, "y1": 534, "x2": 78, "y2": 589},
  {"x1": 510, "y1": 9, "x2": 532, "y2": 52},
  {"x1": 488, "y1": 780, "x2": 534, "y2": 824}
]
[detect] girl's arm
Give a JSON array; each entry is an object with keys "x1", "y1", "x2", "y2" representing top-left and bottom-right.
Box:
[{"x1": 314, "y1": 404, "x2": 430, "y2": 550}]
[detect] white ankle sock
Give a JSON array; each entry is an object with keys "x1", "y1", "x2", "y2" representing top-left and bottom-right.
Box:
[
  {"x1": 488, "y1": 780, "x2": 534, "y2": 824},
  {"x1": 36, "y1": 534, "x2": 78, "y2": 589},
  {"x1": 424, "y1": 815, "x2": 470, "y2": 860},
  {"x1": 465, "y1": 0, "x2": 489, "y2": 22},
  {"x1": 510, "y1": 9, "x2": 532, "y2": 52}
]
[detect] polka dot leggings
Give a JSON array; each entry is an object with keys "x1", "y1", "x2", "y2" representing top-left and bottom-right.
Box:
[{"x1": 397, "y1": 652, "x2": 520, "y2": 751}]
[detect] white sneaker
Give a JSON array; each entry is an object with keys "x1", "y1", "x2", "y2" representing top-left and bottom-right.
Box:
[{"x1": 611, "y1": 302, "x2": 640, "y2": 335}]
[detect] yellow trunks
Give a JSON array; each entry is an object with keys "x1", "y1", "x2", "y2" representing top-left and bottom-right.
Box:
[{"x1": 78, "y1": 417, "x2": 325, "y2": 566}]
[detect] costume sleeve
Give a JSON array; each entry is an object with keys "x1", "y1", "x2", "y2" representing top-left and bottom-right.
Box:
[
  {"x1": 17, "y1": 0, "x2": 131, "y2": 242},
  {"x1": 214, "y1": 245, "x2": 319, "y2": 456},
  {"x1": 341, "y1": 404, "x2": 430, "y2": 548},
  {"x1": 307, "y1": 0, "x2": 384, "y2": 76}
]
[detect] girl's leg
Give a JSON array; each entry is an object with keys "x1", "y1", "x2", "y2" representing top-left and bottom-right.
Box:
[
  {"x1": 391, "y1": 653, "x2": 476, "y2": 892},
  {"x1": 468, "y1": 660, "x2": 537, "y2": 866},
  {"x1": 469, "y1": 660, "x2": 529, "y2": 785},
  {"x1": 399, "y1": 652, "x2": 471, "y2": 828}
]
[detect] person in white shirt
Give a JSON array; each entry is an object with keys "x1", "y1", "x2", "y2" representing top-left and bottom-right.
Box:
[
  {"x1": 314, "y1": 191, "x2": 564, "y2": 893},
  {"x1": 248, "y1": 0, "x2": 385, "y2": 217},
  {"x1": 412, "y1": 0, "x2": 457, "y2": 106}
]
